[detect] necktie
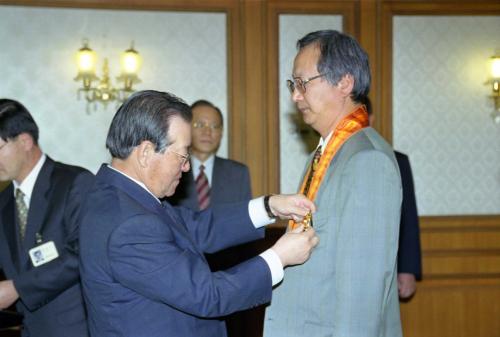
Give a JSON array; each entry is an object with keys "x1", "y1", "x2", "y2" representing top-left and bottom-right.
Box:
[
  {"x1": 196, "y1": 165, "x2": 210, "y2": 210},
  {"x1": 302, "y1": 145, "x2": 322, "y2": 197},
  {"x1": 15, "y1": 188, "x2": 28, "y2": 240}
]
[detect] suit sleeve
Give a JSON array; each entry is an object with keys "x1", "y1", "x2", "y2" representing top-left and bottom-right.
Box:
[
  {"x1": 396, "y1": 154, "x2": 422, "y2": 279},
  {"x1": 174, "y1": 201, "x2": 264, "y2": 254},
  {"x1": 333, "y1": 150, "x2": 401, "y2": 337},
  {"x1": 240, "y1": 165, "x2": 252, "y2": 200},
  {"x1": 13, "y1": 171, "x2": 94, "y2": 311},
  {"x1": 108, "y1": 214, "x2": 272, "y2": 317}
]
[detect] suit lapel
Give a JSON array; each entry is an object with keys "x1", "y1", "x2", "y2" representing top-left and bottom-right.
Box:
[
  {"x1": 182, "y1": 163, "x2": 199, "y2": 210},
  {"x1": 23, "y1": 158, "x2": 54, "y2": 247},
  {"x1": 98, "y1": 165, "x2": 204, "y2": 257},
  {"x1": 211, "y1": 157, "x2": 221, "y2": 204},
  {"x1": 0, "y1": 185, "x2": 21, "y2": 271}
]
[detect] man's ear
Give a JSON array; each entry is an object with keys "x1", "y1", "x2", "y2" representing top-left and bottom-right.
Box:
[
  {"x1": 135, "y1": 141, "x2": 155, "y2": 168},
  {"x1": 337, "y1": 74, "x2": 355, "y2": 97},
  {"x1": 17, "y1": 133, "x2": 35, "y2": 151}
]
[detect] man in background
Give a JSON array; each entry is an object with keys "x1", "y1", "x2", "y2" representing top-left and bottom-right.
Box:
[
  {"x1": 169, "y1": 99, "x2": 255, "y2": 336},
  {"x1": 264, "y1": 30, "x2": 403, "y2": 337},
  {"x1": 79, "y1": 90, "x2": 319, "y2": 337},
  {"x1": 0, "y1": 99, "x2": 93, "y2": 337},
  {"x1": 363, "y1": 96, "x2": 422, "y2": 299},
  {"x1": 170, "y1": 99, "x2": 251, "y2": 214}
]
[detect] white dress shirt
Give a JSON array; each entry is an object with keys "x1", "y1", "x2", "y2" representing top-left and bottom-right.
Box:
[{"x1": 13, "y1": 154, "x2": 46, "y2": 207}]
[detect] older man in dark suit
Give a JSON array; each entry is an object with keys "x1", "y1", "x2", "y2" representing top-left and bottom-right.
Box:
[
  {"x1": 0, "y1": 99, "x2": 93, "y2": 337},
  {"x1": 79, "y1": 90, "x2": 319, "y2": 337}
]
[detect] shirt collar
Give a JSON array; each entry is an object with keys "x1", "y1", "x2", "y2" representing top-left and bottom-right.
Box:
[
  {"x1": 107, "y1": 164, "x2": 161, "y2": 204},
  {"x1": 317, "y1": 131, "x2": 334, "y2": 154},
  {"x1": 13, "y1": 154, "x2": 46, "y2": 203}
]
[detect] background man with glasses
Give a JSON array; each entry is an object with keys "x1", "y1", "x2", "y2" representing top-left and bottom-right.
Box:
[
  {"x1": 79, "y1": 90, "x2": 319, "y2": 337},
  {"x1": 264, "y1": 30, "x2": 403, "y2": 337},
  {"x1": 169, "y1": 99, "x2": 255, "y2": 337},
  {"x1": 170, "y1": 99, "x2": 252, "y2": 214},
  {"x1": 0, "y1": 99, "x2": 93, "y2": 337}
]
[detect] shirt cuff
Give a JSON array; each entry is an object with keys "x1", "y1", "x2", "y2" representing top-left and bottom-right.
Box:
[
  {"x1": 249, "y1": 196, "x2": 276, "y2": 228},
  {"x1": 259, "y1": 248, "x2": 284, "y2": 286}
]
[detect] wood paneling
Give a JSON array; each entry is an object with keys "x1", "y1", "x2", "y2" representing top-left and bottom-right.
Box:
[
  {"x1": 401, "y1": 216, "x2": 500, "y2": 336},
  {"x1": 2, "y1": 1, "x2": 500, "y2": 337},
  {"x1": 381, "y1": 2, "x2": 500, "y2": 336}
]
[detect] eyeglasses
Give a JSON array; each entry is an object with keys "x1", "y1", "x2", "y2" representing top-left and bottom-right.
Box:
[
  {"x1": 286, "y1": 73, "x2": 329, "y2": 94},
  {"x1": 0, "y1": 141, "x2": 10, "y2": 152},
  {"x1": 192, "y1": 121, "x2": 222, "y2": 131},
  {"x1": 168, "y1": 149, "x2": 190, "y2": 167}
]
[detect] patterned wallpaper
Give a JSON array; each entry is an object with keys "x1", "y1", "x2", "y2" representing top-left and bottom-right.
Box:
[
  {"x1": 279, "y1": 15, "x2": 343, "y2": 194},
  {"x1": 393, "y1": 16, "x2": 500, "y2": 215},
  {"x1": 0, "y1": 6, "x2": 227, "y2": 173}
]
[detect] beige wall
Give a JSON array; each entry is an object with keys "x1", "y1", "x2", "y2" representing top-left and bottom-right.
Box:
[
  {"x1": 393, "y1": 15, "x2": 500, "y2": 216},
  {"x1": 0, "y1": 6, "x2": 227, "y2": 173}
]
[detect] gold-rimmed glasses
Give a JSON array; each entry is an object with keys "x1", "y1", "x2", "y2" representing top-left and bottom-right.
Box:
[
  {"x1": 192, "y1": 121, "x2": 222, "y2": 131},
  {"x1": 286, "y1": 73, "x2": 329, "y2": 94},
  {"x1": 168, "y1": 149, "x2": 190, "y2": 167}
]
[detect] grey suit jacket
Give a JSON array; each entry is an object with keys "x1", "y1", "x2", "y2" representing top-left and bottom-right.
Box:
[
  {"x1": 264, "y1": 127, "x2": 403, "y2": 337},
  {"x1": 0, "y1": 157, "x2": 93, "y2": 337}
]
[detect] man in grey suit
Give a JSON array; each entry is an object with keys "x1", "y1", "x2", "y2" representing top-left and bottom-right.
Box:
[
  {"x1": 364, "y1": 96, "x2": 422, "y2": 300},
  {"x1": 0, "y1": 99, "x2": 93, "y2": 337},
  {"x1": 264, "y1": 30, "x2": 403, "y2": 337}
]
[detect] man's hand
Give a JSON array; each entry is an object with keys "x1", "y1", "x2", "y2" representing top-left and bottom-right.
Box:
[
  {"x1": 0, "y1": 280, "x2": 19, "y2": 309},
  {"x1": 271, "y1": 225, "x2": 319, "y2": 267},
  {"x1": 398, "y1": 273, "x2": 417, "y2": 299},
  {"x1": 269, "y1": 194, "x2": 316, "y2": 222}
]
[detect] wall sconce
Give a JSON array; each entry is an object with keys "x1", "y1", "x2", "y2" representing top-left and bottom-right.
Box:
[
  {"x1": 74, "y1": 39, "x2": 142, "y2": 110},
  {"x1": 487, "y1": 52, "x2": 500, "y2": 123}
]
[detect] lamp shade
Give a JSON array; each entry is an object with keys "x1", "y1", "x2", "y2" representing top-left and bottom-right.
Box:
[
  {"x1": 76, "y1": 40, "x2": 97, "y2": 76},
  {"x1": 491, "y1": 55, "x2": 500, "y2": 79},
  {"x1": 120, "y1": 43, "x2": 141, "y2": 76}
]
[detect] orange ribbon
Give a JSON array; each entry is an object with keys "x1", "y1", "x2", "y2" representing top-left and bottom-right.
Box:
[{"x1": 289, "y1": 105, "x2": 369, "y2": 230}]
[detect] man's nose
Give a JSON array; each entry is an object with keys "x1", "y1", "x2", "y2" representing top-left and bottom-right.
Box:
[{"x1": 291, "y1": 88, "x2": 303, "y2": 102}]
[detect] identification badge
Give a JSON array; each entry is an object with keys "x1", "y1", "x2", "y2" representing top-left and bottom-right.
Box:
[{"x1": 29, "y1": 241, "x2": 59, "y2": 267}]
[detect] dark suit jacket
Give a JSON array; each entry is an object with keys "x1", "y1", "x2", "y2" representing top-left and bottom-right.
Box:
[
  {"x1": 395, "y1": 151, "x2": 422, "y2": 279},
  {"x1": 170, "y1": 156, "x2": 252, "y2": 210},
  {"x1": 169, "y1": 156, "x2": 253, "y2": 270},
  {"x1": 79, "y1": 165, "x2": 271, "y2": 337},
  {"x1": 0, "y1": 157, "x2": 94, "y2": 337}
]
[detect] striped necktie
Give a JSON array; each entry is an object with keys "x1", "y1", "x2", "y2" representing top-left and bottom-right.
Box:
[
  {"x1": 196, "y1": 165, "x2": 210, "y2": 210},
  {"x1": 15, "y1": 188, "x2": 28, "y2": 240}
]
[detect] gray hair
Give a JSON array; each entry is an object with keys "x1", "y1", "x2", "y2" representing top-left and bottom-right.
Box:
[
  {"x1": 106, "y1": 90, "x2": 192, "y2": 159},
  {"x1": 297, "y1": 30, "x2": 370, "y2": 103}
]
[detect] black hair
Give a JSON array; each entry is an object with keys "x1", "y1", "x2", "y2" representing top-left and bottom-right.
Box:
[
  {"x1": 106, "y1": 90, "x2": 192, "y2": 159},
  {"x1": 0, "y1": 99, "x2": 39, "y2": 144}
]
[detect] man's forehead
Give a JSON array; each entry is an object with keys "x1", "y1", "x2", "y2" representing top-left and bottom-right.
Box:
[
  {"x1": 293, "y1": 45, "x2": 319, "y2": 75},
  {"x1": 193, "y1": 105, "x2": 221, "y2": 121}
]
